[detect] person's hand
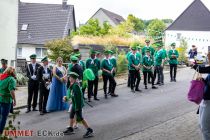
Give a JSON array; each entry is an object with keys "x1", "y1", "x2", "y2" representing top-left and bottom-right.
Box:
[
  {"x1": 13, "y1": 100, "x2": 16, "y2": 106},
  {"x1": 63, "y1": 96, "x2": 67, "y2": 102},
  {"x1": 161, "y1": 64, "x2": 164, "y2": 67}
]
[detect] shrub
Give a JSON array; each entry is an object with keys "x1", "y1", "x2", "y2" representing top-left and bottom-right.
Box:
[
  {"x1": 116, "y1": 51, "x2": 128, "y2": 74},
  {"x1": 16, "y1": 73, "x2": 28, "y2": 86}
]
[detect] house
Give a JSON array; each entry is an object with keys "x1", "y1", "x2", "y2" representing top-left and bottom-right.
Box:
[
  {"x1": 165, "y1": 0, "x2": 210, "y2": 55},
  {"x1": 0, "y1": 0, "x2": 18, "y2": 66},
  {"x1": 17, "y1": 1, "x2": 76, "y2": 61},
  {"x1": 88, "y1": 8, "x2": 125, "y2": 27}
]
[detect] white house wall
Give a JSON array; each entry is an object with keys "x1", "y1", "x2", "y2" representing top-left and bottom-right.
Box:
[
  {"x1": 0, "y1": 0, "x2": 18, "y2": 66},
  {"x1": 165, "y1": 30, "x2": 210, "y2": 55},
  {"x1": 92, "y1": 9, "x2": 116, "y2": 27}
]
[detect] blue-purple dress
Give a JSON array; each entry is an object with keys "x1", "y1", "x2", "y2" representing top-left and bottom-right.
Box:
[{"x1": 46, "y1": 67, "x2": 68, "y2": 112}]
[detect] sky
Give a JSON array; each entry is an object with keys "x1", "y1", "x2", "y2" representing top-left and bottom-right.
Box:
[{"x1": 21, "y1": 0, "x2": 210, "y2": 26}]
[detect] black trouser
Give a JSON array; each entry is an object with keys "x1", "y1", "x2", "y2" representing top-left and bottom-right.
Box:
[
  {"x1": 129, "y1": 70, "x2": 141, "y2": 90},
  {"x1": 127, "y1": 73, "x2": 131, "y2": 87},
  {"x1": 103, "y1": 74, "x2": 116, "y2": 94},
  {"x1": 27, "y1": 80, "x2": 39, "y2": 110},
  {"x1": 170, "y1": 64, "x2": 177, "y2": 80},
  {"x1": 88, "y1": 76, "x2": 98, "y2": 99},
  {"x1": 143, "y1": 71, "x2": 155, "y2": 86},
  {"x1": 148, "y1": 74, "x2": 151, "y2": 83},
  {"x1": 155, "y1": 66, "x2": 164, "y2": 84},
  {"x1": 39, "y1": 84, "x2": 49, "y2": 112}
]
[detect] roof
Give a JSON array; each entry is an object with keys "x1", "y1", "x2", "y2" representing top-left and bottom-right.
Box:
[
  {"x1": 167, "y1": 0, "x2": 210, "y2": 31},
  {"x1": 18, "y1": 2, "x2": 76, "y2": 45},
  {"x1": 89, "y1": 8, "x2": 125, "y2": 25}
]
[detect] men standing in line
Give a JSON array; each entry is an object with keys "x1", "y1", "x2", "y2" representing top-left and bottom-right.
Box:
[
  {"x1": 154, "y1": 44, "x2": 165, "y2": 86},
  {"x1": 37, "y1": 57, "x2": 52, "y2": 115},
  {"x1": 128, "y1": 45, "x2": 142, "y2": 93},
  {"x1": 0, "y1": 59, "x2": 8, "y2": 74},
  {"x1": 142, "y1": 50, "x2": 157, "y2": 89},
  {"x1": 86, "y1": 50, "x2": 100, "y2": 102},
  {"x1": 101, "y1": 50, "x2": 118, "y2": 98},
  {"x1": 26, "y1": 54, "x2": 41, "y2": 113},
  {"x1": 168, "y1": 43, "x2": 179, "y2": 82}
]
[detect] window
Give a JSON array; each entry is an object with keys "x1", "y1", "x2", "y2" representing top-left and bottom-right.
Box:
[
  {"x1": 21, "y1": 24, "x2": 28, "y2": 31},
  {"x1": 177, "y1": 33, "x2": 181, "y2": 40},
  {"x1": 17, "y1": 48, "x2": 22, "y2": 58},
  {"x1": 35, "y1": 48, "x2": 47, "y2": 58}
]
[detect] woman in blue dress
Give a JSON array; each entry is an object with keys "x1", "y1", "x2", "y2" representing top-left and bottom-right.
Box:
[{"x1": 47, "y1": 57, "x2": 68, "y2": 112}]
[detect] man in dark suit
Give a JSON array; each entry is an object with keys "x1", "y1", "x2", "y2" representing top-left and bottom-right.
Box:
[
  {"x1": 37, "y1": 57, "x2": 52, "y2": 115},
  {"x1": 26, "y1": 54, "x2": 41, "y2": 113}
]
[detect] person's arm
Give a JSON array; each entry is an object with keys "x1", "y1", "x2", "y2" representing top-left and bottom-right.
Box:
[
  {"x1": 168, "y1": 50, "x2": 172, "y2": 59},
  {"x1": 9, "y1": 78, "x2": 16, "y2": 106},
  {"x1": 74, "y1": 84, "x2": 82, "y2": 111},
  {"x1": 101, "y1": 61, "x2": 111, "y2": 74},
  {"x1": 53, "y1": 66, "x2": 61, "y2": 81},
  {"x1": 26, "y1": 64, "x2": 31, "y2": 79},
  {"x1": 86, "y1": 59, "x2": 89, "y2": 69},
  {"x1": 193, "y1": 65, "x2": 210, "y2": 73}
]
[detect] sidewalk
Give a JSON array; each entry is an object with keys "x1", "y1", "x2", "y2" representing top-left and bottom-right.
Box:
[{"x1": 15, "y1": 70, "x2": 171, "y2": 109}]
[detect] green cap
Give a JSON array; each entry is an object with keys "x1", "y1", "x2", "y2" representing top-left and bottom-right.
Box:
[
  {"x1": 70, "y1": 56, "x2": 78, "y2": 62},
  {"x1": 137, "y1": 45, "x2": 141, "y2": 49},
  {"x1": 104, "y1": 50, "x2": 113, "y2": 55},
  {"x1": 145, "y1": 39, "x2": 150, "y2": 43},
  {"x1": 1, "y1": 59, "x2": 8, "y2": 64},
  {"x1": 156, "y1": 43, "x2": 162, "y2": 48},
  {"x1": 30, "y1": 54, "x2": 37, "y2": 59},
  {"x1": 69, "y1": 72, "x2": 79, "y2": 79},
  {"x1": 41, "y1": 56, "x2": 48, "y2": 62},
  {"x1": 90, "y1": 49, "x2": 96, "y2": 55},
  {"x1": 74, "y1": 53, "x2": 81, "y2": 58},
  {"x1": 171, "y1": 43, "x2": 176, "y2": 46},
  {"x1": 96, "y1": 51, "x2": 101, "y2": 54},
  {"x1": 131, "y1": 46, "x2": 137, "y2": 50}
]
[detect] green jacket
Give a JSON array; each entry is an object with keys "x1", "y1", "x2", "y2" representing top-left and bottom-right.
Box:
[
  {"x1": 154, "y1": 50, "x2": 164, "y2": 66},
  {"x1": 136, "y1": 52, "x2": 142, "y2": 62},
  {"x1": 110, "y1": 57, "x2": 117, "y2": 68},
  {"x1": 168, "y1": 49, "x2": 179, "y2": 64},
  {"x1": 68, "y1": 63, "x2": 73, "y2": 74},
  {"x1": 101, "y1": 59, "x2": 114, "y2": 76},
  {"x1": 67, "y1": 82, "x2": 84, "y2": 111},
  {"x1": 128, "y1": 53, "x2": 141, "y2": 70},
  {"x1": 79, "y1": 60, "x2": 86, "y2": 71},
  {"x1": 86, "y1": 58, "x2": 100, "y2": 77},
  {"x1": 142, "y1": 46, "x2": 155, "y2": 56},
  {"x1": 0, "y1": 76, "x2": 16, "y2": 104},
  {"x1": 142, "y1": 55, "x2": 154, "y2": 72}
]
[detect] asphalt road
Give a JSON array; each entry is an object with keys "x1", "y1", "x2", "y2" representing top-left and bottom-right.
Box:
[{"x1": 15, "y1": 67, "x2": 199, "y2": 140}]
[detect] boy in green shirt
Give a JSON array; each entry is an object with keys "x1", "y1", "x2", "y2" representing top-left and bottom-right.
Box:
[
  {"x1": 101, "y1": 50, "x2": 118, "y2": 98},
  {"x1": 63, "y1": 72, "x2": 93, "y2": 138},
  {"x1": 168, "y1": 43, "x2": 179, "y2": 82},
  {"x1": 142, "y1": 50, "x2": 157, "y2": 89}
]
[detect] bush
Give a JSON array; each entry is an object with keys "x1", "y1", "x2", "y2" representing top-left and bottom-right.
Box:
[
  {"x1": 177, "y1": 39, "x2": 188, "y2": 64},
  {"x1": 116, "y1": 51, "x2": 128, "y2": 74},
  {"x1": 16, "y1": 73, "x2": 28, "y2": 86}
]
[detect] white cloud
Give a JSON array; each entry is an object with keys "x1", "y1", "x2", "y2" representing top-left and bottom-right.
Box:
[{"x1": 21, "y1": 0, "x2": 210, "y2": 26}]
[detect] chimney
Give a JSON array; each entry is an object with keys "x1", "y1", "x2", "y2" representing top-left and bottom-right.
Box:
[{"x1": 62, "y1": 0, "x2": 68, "y2": 9}]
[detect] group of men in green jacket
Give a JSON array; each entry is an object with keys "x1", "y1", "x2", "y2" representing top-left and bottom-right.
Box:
[
  {"x1": 126, "y1": 39, "x2": 179, "y2": 92},
  {"x1": 67, "y1": 49, "x2": 118, "y2": 103}
]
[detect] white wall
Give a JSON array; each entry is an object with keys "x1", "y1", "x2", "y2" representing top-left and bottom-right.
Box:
[
  {"x1": 0, "y1": 0, "x2": 18, "y2": 66},
  {"x1": 165, "y1": 30, "x2": 210, "y2": 55},
  {"x1": 92, "y1": 9, "x2": 116, "y2": 27}
]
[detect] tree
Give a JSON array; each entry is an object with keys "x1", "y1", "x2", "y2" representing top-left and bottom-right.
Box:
[
  {"x1": 162, "y1": 19, "x2": 173, "y2": 24},
  {"x1": 178, "y1": 39, "x2": 188, "y2": 64},
  {"x1": 147, "y1": 19, "x2": 166, "y2": 37},
  {"x1": 72, "y1": 19, "x2": 112, "y2": 36},
  {"x1": 127, "y1": 14, "x2": 145, "y2": 32},
  {"x1": 45, "y1": 38, "x2": 73, "y2": 62}
]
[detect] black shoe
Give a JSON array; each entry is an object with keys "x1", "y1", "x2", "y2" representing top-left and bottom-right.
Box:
[
  {"x1": 170, "y1": 79, "x2": 173, "y2": 82},
  {"x1": 152, "y1": 86, "x2": 158, "y2": 89},
  {"x1": 94, "y1": 97, "x2": 100, "y2": 101},
  {"x1": 135, "y1": 88, "x2": 142, "y2": 92},
  {"x1": 110, "y1": 94, "x2": 118, "y2": 97},
  {"x1": 145, "y1": 86, "x2": 148, "y2": 89},
  {"x1": 63, "y1": 127, "x2": 75, "y2": 135},
  {"x1": 25, "y1": 109, "x2": 31, "y2": 113},
  {"x1": 131, "y1": 89, "x2": 135, "y2": 93},
  {"x1": 43, "y1": 110, "x2": 48, "y2": 113},
  {"x1": 104, "y1": 94, "x2": 108, "y2": 99},
  {"x1": 83, "y1": 128, "x2": 93, "y2": 138},
  {"x1": 40, "y1": 112, "x2": 44, "y2": 115},
  {"x1": 33, "y1": 108, "x2": 38, "y2": 111},
  {"x1": 88, "y1": 99, "x2": 91, "y2": 102},
  {"x1": 174, "y1": 79, "x2": 176, "y2": 82},
  {"x1": 148, "y1": 81, "x2": 151, "y2": 84},
  {"x1": 155, "y1": 82, "x2": 160, "y2": 85}
]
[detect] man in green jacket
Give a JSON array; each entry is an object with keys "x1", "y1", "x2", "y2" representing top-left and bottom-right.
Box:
[
  {"x1": 101, "y1": 50, "x2": 118, "y2": 98},
  {"x1": 128, "y1": 45, "x2": 142, "y2": 93},
  {"x1": 142, "y1": 50, "x2": 157, "y2": 89},
  {"x1": 63, "y1": 72, "x2": 93, "y2": 138},
  {"x1": 0, "y1": 59, "x2": 8, "y2": 74},
  {"x1": 154, "y1": 44, "x2": 165, "y2": 85},
  {"x1": 168, "y1": 43, "x2": 179, "y2": 82},
  {"x1": 86, "y1": 50, "x2": 100, "y2": 102}
]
